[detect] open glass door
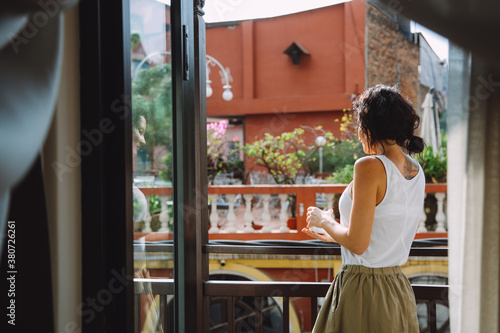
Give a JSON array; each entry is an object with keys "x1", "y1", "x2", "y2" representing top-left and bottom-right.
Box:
[
  {"x1": 81, "y1": 1, "x2": 206, "y2": 332},
  {"x1": 130, "y1": 1, "x2": 174, "y2": 332},
  {"x1": 129, "y1": 1, "x2": 208, "y2": 332}
]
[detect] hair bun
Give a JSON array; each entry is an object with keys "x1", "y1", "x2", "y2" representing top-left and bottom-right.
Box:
[{"x1": 407, "y1": 136, "x2": 425, "y2": 154}]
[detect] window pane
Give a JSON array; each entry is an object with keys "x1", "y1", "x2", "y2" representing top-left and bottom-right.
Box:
[{"x1": 130, "y1": 1, "x2": 173, "y2": 331}]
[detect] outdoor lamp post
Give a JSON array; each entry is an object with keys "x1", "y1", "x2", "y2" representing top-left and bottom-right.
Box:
[
  {"x1": 315, "y1": 135, "x2": 327, "y2": 175},
  {"x1": 132, "y1": 51, "x2": 233, "y2": 101},
  {"x1": 206, "y1": 54, "x2": 233, "y2": 101},
  {"x1": 206, "y1": 79, "x2": 213, "y2": 97}
]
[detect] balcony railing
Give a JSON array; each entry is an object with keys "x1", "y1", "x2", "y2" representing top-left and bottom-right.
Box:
[
  {"x1": 135, "y1": 184, "x2": 447, "y2": 240},
  {"x1": 134, "y1": 244, "x2": 448, "y2": 332}
]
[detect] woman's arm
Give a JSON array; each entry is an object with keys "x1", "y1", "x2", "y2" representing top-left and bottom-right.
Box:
[{"x1": 306, "y1": 157, "x2": 383, "y2": 255}]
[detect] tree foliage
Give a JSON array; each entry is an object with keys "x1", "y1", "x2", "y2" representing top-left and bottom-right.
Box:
[
  {"x1": 244, "y1": 127, "x2": 334, "y2": 184},
  {"x1": 132, "y1": 63, "x2": 173, "y2": 168}
]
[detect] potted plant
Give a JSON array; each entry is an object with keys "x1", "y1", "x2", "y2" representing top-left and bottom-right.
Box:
[
  {"x1": 415, "y1": 136, "x2": 447, "y2": 184},
  {"x1": 415, "y1": 136, "x2": 447, "y2": 231}
]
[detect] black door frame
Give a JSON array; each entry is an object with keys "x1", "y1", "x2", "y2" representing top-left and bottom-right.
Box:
[
  {"x1": 80, "y1": 0, "x2": 135, "y2": 330},
  {"x1": 172, "y1": 1, "x2": 210, "y2": 332},
  {"x1": 80, "y1": 0, "x2": 208, "y2": 332}
]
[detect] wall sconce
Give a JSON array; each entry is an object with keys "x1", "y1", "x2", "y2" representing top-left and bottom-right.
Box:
[{"x1": 283, "y1": 42, "x2": 310, "y2": 65}]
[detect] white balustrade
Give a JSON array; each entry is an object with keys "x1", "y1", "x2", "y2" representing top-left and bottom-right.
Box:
[
  {"x1": 260, "y1": 194, "x2": 272, "y2": 232},
  {"x1": 143, "y1": 194, "x2": 152, "y2": 233},
  {"x1": 243, "y1": 194, "x2": 255, "y2": 233},
  {"x1": 278, "y1": 194, "x2": 290, "y2": 232},
  {"x1": 158, "y1": 195, "x2": 170, "y2": 232},
  {"x1": 325, "y1": 193, "x2": 334, "y2": 212},
  {"x1": 434, "y1": 193, "x2": 447, "y2": 232},
  {"x1": 417, "y1": 194, "x2": 428, "y2": 233},
  {"x1": 209, "y1": 194, "x2": 220, "y2": 233},
  {"x1": 136, "y1": 185, "x2": 447, "y2": 235},
  {"x1": 224, "y1": 194, "x2": 237, "y2": 233}
]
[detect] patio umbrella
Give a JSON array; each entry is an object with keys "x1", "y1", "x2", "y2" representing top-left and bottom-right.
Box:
[{"x1": 420, "y1": 91, "x2": 442, "y2": 153}]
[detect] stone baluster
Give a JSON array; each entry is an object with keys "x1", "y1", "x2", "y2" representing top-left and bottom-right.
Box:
[
  {"x1": 260, "y1": 194, "x2": 272, "y2": 232},
  {"x1": 417, "y1": 194, "x2": 428, "y2": 233},
  {"x1": 158, "y1": 195, "x2": 170, "y2": 232},
  {"x1": 278, "y1": 194, "x2": 290, "y2": 232},
  {"x1": 225, "y1": 194, "x2": 237, "y2": 233},
  {"x1": 243, "y1": 194, "x2": 255, "y2": 233},
  {"x1": 209, "y1": 194, "x2": 219, "y2": 233},
  {"x1": 325, "y1": 193, "x2": 334, "y2": 211},
  {"x1": 142, "y1": 194, "x2": 152, "y2": 233},
  {"x1": 434, "y1": 193, "x2": 447, "y2": 232}
]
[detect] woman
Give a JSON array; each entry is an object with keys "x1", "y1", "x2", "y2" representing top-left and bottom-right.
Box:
[
  {"x1": 132, "y1": 112, "x2": 148, "y2": 223},
  {"x1": 303, "y1": 85, "x2": 425, "y2": 332}
]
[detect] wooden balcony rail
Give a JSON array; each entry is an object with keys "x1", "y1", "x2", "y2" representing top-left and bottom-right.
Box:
[
  {"x1": 136, "y1": 184, "x2": 447, "y2": 240},
  {"x1": 133, "y1": 243, "x2": 448, "y2": 332}
]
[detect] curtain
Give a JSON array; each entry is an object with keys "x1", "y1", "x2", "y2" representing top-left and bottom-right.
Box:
[
  {"x1": 1, "y1": 157, "x2": 55, "y2": 332},
  {"x1": 448, "y1": 43, "x2": 500, "y2": 332},
  {"x1": 0, "y1": 0, "x2": 78, "y2": 259},
  {"x1": 0, "y1": 1, "x2": 78, "y2": 331}
]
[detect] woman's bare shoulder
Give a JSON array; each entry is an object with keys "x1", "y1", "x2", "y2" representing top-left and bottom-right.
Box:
[
  {"x1": 353, "y1": 156, "x2": 385, "y2": 178},
  {"x1": 354, "y1": 155, "x2": 385, "y2": 168}
]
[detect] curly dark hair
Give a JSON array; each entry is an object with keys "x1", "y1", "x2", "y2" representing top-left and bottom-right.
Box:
[
  {"x1": 353, "y1": 85, "x2": 424, "y2": 154},
  {"x1": 132, "y1": 109, "x2": 149, "y2": 129}
]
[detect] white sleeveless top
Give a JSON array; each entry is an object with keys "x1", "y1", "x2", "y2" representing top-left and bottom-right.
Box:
[{"x1": 338, "y1": 155, "x2": 425, "y2": 268}]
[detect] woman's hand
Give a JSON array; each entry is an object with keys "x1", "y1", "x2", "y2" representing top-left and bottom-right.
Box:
[
  {"x1": 306, "y1": 207, "x2": 334, "y2": 228},
  {"x1": 304, "y1": 207, "x2": 338, "y2": 243},
  {"x1": 301, "y1": 227, "x2": 337, "y2": 243},
  {"x1": 306, "y1": 206, "x2": 323, "y2": 228}
]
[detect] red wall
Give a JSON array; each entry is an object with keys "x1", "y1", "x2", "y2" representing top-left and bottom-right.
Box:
[{"x1": 206, "y1": 1, "x2": 366, "y2": 128}]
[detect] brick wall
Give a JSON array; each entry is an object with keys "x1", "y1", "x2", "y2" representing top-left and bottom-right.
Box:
[{"x1": 366, "y1": 3, "x2": 419, "y2": 107}]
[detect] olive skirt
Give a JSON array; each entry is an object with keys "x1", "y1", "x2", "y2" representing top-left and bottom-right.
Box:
[{"x1": 312, "y1": 265, "x2": 419, "y2": 333}]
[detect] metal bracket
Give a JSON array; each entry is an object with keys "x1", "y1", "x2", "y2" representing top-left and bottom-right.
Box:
[{"x1": 183, "y1": 25, "x2": 189, "y2": 80}]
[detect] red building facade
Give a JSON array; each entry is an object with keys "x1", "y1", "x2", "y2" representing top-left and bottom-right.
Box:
[
  {"x1": 206, "y1": 0, "x2": 423, "y2": 145},
  {"x1": 206, "y1": 1, "x2": 367, "y2": 146}
]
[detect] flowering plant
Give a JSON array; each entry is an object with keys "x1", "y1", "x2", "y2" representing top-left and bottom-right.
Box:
[
  {"x1": 244, "y1": 127, "x2": 334, "y2": 184},
  {"x1": 207, "y1": 120, "x2": 244, "y2": 183},
  {"x1": 207, "y1": 120, "x2": 228, "y2": 169}
]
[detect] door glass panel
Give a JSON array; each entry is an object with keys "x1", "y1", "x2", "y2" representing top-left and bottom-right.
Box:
[{"x1": 130, "y1": 0, "x2": 173, "y2": 331}]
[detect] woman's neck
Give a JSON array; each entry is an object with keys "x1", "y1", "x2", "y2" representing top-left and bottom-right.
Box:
[{"x1": 374, "y1": 140, "x2": 402, "y2": 157}]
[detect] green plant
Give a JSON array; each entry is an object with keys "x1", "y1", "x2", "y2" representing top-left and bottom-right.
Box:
[
  {"x1": 149, "y1": 194, "x2": 162, "y2": 215},
  {"x1": 132, "y1": 63, "x2": 173, "y2": 169},
  {"x1": 159, "y1": 152, "x2": 173, "y2": 182},
  {"x1": 206, "y1": 120, "x2": 245, "y2": 183},
  {"x1": 307, "y1": 109, "x2": 364, "y2": 177},
  {"x1": 244, "y1": 127, "x2": 334, "y2": 184},
  {"x1": 137, "y1": 195, "x2": 174, "y2": 232},
  {"x1": 307, "y1": 139, "x2": 364, "y2": 174},
  {"x1": 327, "y1": 164, "x2": 355, "y2": 184},
  {"x1": 335, "y1": 109, "x2": 358, "y2": 139},
  {"x1": 416, "y1": 138, "x2": 447, "y2": 183}
]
